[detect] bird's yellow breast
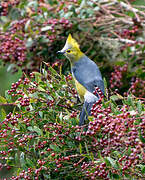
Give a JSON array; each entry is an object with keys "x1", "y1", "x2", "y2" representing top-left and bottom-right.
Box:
[{"x1": 74, "y1": 78, "x2": 86, "y2": 100}]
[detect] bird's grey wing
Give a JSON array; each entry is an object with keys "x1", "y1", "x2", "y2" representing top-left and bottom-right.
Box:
[
  {"x1": 85, "y1": 78, "x2": 105, "y2": 95},
  {"x1": 72, "y1": 61, "x2": 105, "y2": 95}
]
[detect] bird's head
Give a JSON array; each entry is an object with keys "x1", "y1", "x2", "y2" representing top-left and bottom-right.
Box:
[{"x1": 57, "y1": 34, "x2": 83, "y2": 62}]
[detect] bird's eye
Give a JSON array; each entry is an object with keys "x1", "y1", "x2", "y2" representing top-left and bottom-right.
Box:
[{"x1": 66, "y1": 49, "x2": 71, "y2": 53}]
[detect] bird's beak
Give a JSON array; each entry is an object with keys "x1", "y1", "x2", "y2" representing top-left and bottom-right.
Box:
[{"x1": 57, "y1": 50, "x2": 65, "y2": 54}]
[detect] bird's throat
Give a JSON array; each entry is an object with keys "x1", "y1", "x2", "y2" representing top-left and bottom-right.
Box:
[{"x1": 68, "y1": 51, "x2": 84, "y2": 64}]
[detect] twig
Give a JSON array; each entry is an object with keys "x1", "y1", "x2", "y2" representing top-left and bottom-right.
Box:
[
  {"x1": 118, "y1": 1, "x2": 145, "y2": 16},
  {"x1": 0, "y1": 103, "x2": 17, "y2": 106},
  {"x1": 118, "y1": 38, "x2": 136, "y2": 44},
  {"x1": 125, "y1": 0, "x2": 141, "y2": 22}
]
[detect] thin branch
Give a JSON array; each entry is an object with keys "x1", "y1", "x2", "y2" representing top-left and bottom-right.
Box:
[
  {"x1": 125, "y1": 0, "x2": 141, "y2": 22},
  {"x1": 0, "y1": 103, "x2": 17, "y2": 106}
]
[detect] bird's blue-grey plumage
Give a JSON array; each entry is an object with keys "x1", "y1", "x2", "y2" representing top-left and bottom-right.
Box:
[{"x1": 72, "y1": 55, "x2": 104, "y2": 125}]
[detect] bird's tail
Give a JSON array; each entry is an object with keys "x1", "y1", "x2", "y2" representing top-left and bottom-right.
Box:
[{"x1": 79, "y1": 101, "x2": 95, "y2": 126}]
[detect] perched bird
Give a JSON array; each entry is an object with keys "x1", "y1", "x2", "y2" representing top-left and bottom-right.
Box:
[{"x1": 57, "y1": 34, "x2": 104, "y2": 126}]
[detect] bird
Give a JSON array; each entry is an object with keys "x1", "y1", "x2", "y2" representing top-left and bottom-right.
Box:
[{"x1": 57, "y1": 34, "x2": 104, "y2": 126}]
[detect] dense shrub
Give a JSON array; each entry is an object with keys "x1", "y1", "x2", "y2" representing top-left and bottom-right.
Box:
[{"x1": 0, "y1": 66, "x2": 144, "y2": 179}]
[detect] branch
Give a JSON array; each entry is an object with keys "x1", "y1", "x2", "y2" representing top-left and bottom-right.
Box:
[{"x1": 0, "y1": 103, "x2": 17, "y2": 106}]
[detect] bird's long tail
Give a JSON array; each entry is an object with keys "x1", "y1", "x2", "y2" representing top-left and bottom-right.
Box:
[{"x1": 79, "y1": 101, "x2": 95, "y2": 126}]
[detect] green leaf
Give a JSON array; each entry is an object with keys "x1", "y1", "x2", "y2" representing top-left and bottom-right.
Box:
[
  {"x1": 90, "y1": 152, "x2": 94, "y2": 161},
  {"x1": 33, "y1": 126, "x2": 43, "y2": 136},
  {"x1": 110, "y1": 94, "x2": 123, "y2": 101},
  {"x1": 103, "y1": 77, "x2": 107, "y2": 88},
  {"x1": 0, "y1": 108, "x2": 6, "y2": 121},
  {"x1": 127, "y1": 95, "x2": 134, "y2": 107},
  {"x1": 103, "y1": 77, "x2": 107, "y2": 97},
  {"x1": 127, "y1": 147, "x2": 132, "y2": 155},
  {"x1": 27, "y1": 126, "x2": 34, "y2": 131},
  {"x1": 104, "y1": 157, "x2": 111, "y2": 167},
  {"x1": 59, "y1": 112, "x2": 63, "y2": 121},
  {"x1": 63, "y1": 12, "x2": 73, "y2": 18},
  {"x1": 138, "y1": 129, "x2": 145, "y2": 143},
  {"x1": 7, "y1": 64, "x2": 17, "y2": 72},
  {"x1": 9, "y1": 8, "x2": 21, "y2": 20},
  {"x1": 0, "y1": 16, "x2": 8, "y2": 23},
  {"x1": 0, "y1": 96, "x2": 7, "y2": 103},
  {"x1": 39, "y1": 111, "x2": 43, "y2": 118},
  {"x1": 132, "y1": 0, "x2": 145, "y2": 5},
  {"x1": 49, "y1": 66, "x2": 58, "y2": 76},
  {"x1": 42, "y1": 68, "x2": 48, "y2": 79},
  {"x1": 110, "y1": 103, "x2": 118, "y2": 114},
  {"x1": 6, "y1": 158, "x2": 14, "y2": 166},
  {"x1": 112, "y1": 151, "x2": 121, "y2": 158},
  {"x1": 27, "y1": 126, "x2": 43, "y2": 136},
  {"x1": 85, "y1": 142, "x2": 89, "y2": 155},
  {"x1": 112, "y1": 173, "x2": 120, "y2": 179},
  {"x1": 28, "y1": 1, "x2": 38, "y2": 9},
  {"x1": 41, "y1": 26, "x2": 52, "y2": 32},
  {"x1": 79, "y1": 143, "x2": 82, "y2": 154},
  {"x1": 137, "y1": 100, "x2": 142, "y2": 114},
  {"x1": 34, "y1": 72, "x2": 42, "y2": 83},
  {"x1": 15, "y1": 153, "x2": 19, "y2": 165},
  {"x1": 140, "y1": 165, "x2": 145, "y2": 173},
  {"x1": 125, "y1": 11, "x2": 135, "y2": 18},
  {"x1": 106, "y1": 157, "x2": 119, "y2": 169},
  {"x1": 26, "y1": 158, "x2": 35, "y2": 168},
  {"x1": 109, "y1": 170, "x2": 122, "y2": 179},
  {"x1": 5, "y1": 90, "x2": 12, "y2": 102},
  {"x1": 3, "y1": 21, "x2": 11, "y2": 31},
  {"x1": 49, "y1": 144, "x2": 61, "y2": 152},
  {"x1": 26, "y1": 37, "x2": 34, "y2": 48},
  {"x1": 25, "y1": 19, "x2": 31, "y2": 32},
  {"x1": 124, "y1": 173, "x2": 131, "y2": 179},
  {"x1": 97, "y1": 150, "x2": 104, "y2": 161},
  {"x1": 20, "y1": 152, "x2": 25, "y2": 168},
  {"x1": 37, "y1": 86, "x2": 46, "y2": 92}
]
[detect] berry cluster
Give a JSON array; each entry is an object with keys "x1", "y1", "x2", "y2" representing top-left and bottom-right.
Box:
[
  {"x1": 43, "y1": 17, "x2": 72, "y2": 37},
  {"x1": 70, "y1": 111, "x2": 77, "y2": 118},
  {"x1": 93, "y1": 86, "x2": 104, "y2": 101},
  {"x1": 110, "y1": 64, "x2": 128, "y2": 89},
  {"x1": 0, "y1": 1, "x2": 20, "y2": 16},
  {"x1": 0, "y1": 18, "x2": 28, "y2": 66},
  {"x1": 129, "y1": 78, "x2": 145, "y2": 97},
  {"x1": 0, "y1": 1, "x2": 74, "y2": 72},
  {"x1": 7, "y1": 77, "x2": 31, "y2": 97},
  {"x1": 108, "y1": 23, "x2": 144, "y2": 97},
  {"x1": 0, "y1": 32, "x2": 26, "y2": 66},
  {"x1": 117, "y1": 25, "x2": 139, "y2": 40},
  {"x1": 80, "y1": 103, "x2": 145, "y2": 179}
]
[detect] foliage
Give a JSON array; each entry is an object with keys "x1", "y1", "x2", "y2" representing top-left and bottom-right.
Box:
[
  {"x1": 0, "y1": 1, "x2": 145, "y2": 179},
  {"x1": 0, "y1": 66, "x2": 145, "y2": 180},
  {"x1": 0, "y1": 0, "x2": 145, "y2": 96}
]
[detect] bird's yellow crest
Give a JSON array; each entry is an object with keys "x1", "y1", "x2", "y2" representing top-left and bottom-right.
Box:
[{"x1": 66, "y1": 34, "x2": 80, "y2": 49}]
